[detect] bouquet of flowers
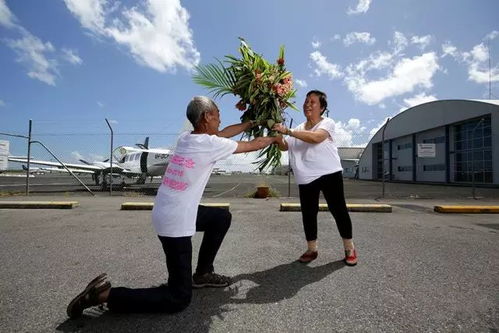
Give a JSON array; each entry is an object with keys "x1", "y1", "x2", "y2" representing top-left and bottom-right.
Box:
[{"x1": 193, "y1": 38, "x2": 298, "y2": 171}]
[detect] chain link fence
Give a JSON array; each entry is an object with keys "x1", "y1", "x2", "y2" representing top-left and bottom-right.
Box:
[{"x1": 2, "y1": 119, "x2": 497, "y2": 199}]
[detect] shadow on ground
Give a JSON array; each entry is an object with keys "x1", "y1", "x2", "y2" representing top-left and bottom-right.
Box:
[{"x1": 56, "y1": 260, "x2": 345, "y2": 332}]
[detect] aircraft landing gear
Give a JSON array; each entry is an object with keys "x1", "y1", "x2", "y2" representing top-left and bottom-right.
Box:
[{"x1": 136, "y1": 174, "x2": 147, "y2": 184}]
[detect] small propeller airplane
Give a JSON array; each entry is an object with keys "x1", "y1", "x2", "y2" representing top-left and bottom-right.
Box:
[{"x1": 8, "y1": 137, "x2": 171, "y2": 188}]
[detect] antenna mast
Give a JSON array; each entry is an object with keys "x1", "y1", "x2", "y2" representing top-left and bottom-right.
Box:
[{"x1": 488, "y1": 39, "x2": 492, "y2": 99}]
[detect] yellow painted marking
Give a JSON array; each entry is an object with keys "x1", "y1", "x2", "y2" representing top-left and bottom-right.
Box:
[
  {"x1": 434, "y1": 205, "x2": 499, "y2": 213},
  {"x1": 280, "y1": 203, "x2": 392, "y2": 212},
  {"x1": 121, "y1": 202, "x2": 230, "y2": 211},
  {"x1": 0, "y1": 201, "x2": 79, "y2": 209}
]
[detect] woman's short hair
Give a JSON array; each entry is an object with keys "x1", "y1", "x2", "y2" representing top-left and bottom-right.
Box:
[
  {"x1": 186, "y1": 96, "x2": 218, "y2": 127},
  {"x1": 306, "y1": 90, "x2": 328, "y2": 115}
]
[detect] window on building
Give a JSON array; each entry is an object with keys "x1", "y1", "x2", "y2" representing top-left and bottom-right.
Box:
[
  {"x1": 397, "y1": 143, "x2": 412, "y2": 150},
  {"x1": 423, "y1": 136, "x2": 445, "y2": 144},
  {"x1": 453, "y1": 115, "x2": 492, "y2": 183},
  {"x1": 397, "y1": 166, "x2": 412, "y2": 172},
  {"x1": 423, "y1": 164, "x2": 445, "y2": 171}
]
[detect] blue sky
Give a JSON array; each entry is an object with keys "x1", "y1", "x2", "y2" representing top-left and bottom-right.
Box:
[{"x1": 1, "y1": 0, "x2": 498, "y2": 164}]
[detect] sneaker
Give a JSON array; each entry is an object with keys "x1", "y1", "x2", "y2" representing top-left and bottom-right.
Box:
[
  {"x1": 192, "y1": 272, "x2": 232, "y2": 288},
  {"x1": 298, "y1": 250, "x2": 318, "y2": 263},
  {"x1": 66, "y1": 274, "x2": 111, "y2": 319},
  {"x1": 344, "y1": 249, "x2": 358, "y2": 266}
]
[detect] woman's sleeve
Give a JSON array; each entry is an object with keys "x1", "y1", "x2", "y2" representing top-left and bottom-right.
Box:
[{"x1": 317, "y1": 119, "x2": 335, "y2": 139}]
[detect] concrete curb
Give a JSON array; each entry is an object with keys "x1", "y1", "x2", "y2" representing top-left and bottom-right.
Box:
[
  {"x1": 434, "y1": 205, "x2": 499, "y2": 213},
  {"x1": 121, "y1": 202, "x2": 231, "y2": 211},
  {"x1": 0, "y1": 201, "x2": 79, "y2": 209},
  {"x1": 280, "y1": 203, "x2": 392, "y2": 213}
]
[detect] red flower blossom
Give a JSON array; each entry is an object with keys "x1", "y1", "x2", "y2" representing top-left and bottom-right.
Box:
[
  {"x1": 235, "y1": 100, "x2": 247, "y2": 111},
  {"x1": 277, "y1": 58, "x2": 285, "y2": 66}
]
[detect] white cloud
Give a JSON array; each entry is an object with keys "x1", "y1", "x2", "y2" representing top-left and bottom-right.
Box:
[
  {"x1": 346, "y1": 53, "x2": 440, "y2": 105},
  {"x1": 440, "y1": 32, "x2": 499, "y2": 85},
  {"x1": 484, "y1": 30, "x2": 499, "y2": 41},
  {"x1": 1, "y1": 0, "x2": 84, "y2": 85},
  {"x1": 0, "y1": 0, "x2": 16, "y2": 28},
  {"x1": 392, "y1": 31, "x2": 408, "y2": 54},
  {"x1": 64, "y1": 0, "x2": 200, "y2": 73},
  {"x1": 343, "y1": 32, "x2": 376, "y2": 46},
  {"x1": 97, "y1": 101, "x2": 104, "y2": 108},
  {"x1": 89, "y1": 153, "x2": 105, "y2": 161},
  {"x1": 62, "y1": 48, "x2": 83, "y2": 65},
  {"x1": 351, "y1": 51, "x2": 394, "y2": 74},
  {"x1": 71, "y1": 151, "x2": 105, "y2": 163},
  {"x1": 411, "y1": 35, "x2": 432, "y2": 50},
  {"x1": 311, "y1": 40, "x2": 321, "y2": 49},
  {"x1": 369, "y1": 117, "x2": 390, "y2": 137},
  {"x1": 309, "y1": 51, "x2": 343, "y2": 79},
  {"x1": 441, "y1": 42, "x2": 458, "y2": 58},
  {"x1": 464, "y1": 43, "x2": 499, "y2": 83},
  {"x1": 6, "y1": 33, "x2": 58, "y2": 86},
  {"x1": 295, "y1": 79, "x2": 308, "y2": 88},
  {"x1": 400, "y1": 92, "x2": 437, "y2": 112},
  {"x1": 347, "y1": 0, "x2": 372, "y2": 15},
  {"x1": 71, "y1": 151, "x2": 84, "y2": 161},
  {"x1": 333, "y1": 118, "x2": 367, "y2": 146},
  {"x1": 332, "y1": 34, "x2": 341, "y2": 41},
  {"x1": 63, "y1": 0, "x2": 107, "y2": 33},
  {"x1": 310, "y1": 31, "x2": 440, "y2": 106}
]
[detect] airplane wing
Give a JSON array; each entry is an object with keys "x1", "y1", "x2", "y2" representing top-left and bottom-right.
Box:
[
  {"x1": 21, "y1": 164, "x2": 96, "y2": 174},
  {"x1": 9, "y1": 157, "x2": 104, "y2": 172},
  {"x1": 10, "y1": 157, "x2": 138, "y2": 176},
  {"x1": 41, "y1": 167, "x2": 96, "y2": 174}
]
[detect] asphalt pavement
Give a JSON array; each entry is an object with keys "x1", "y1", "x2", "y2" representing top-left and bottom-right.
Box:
[
  {"x1": 2, "y1": 173, "x2": 499, "y2": 200},
  {"x1": 0, "y1": 195, "x2": 498, "y2": 332}
]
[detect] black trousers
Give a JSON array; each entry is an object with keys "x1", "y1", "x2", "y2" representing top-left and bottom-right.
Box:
[
  {"x1": 106, "y1": 205, "x2": 232, "y2": 313},
  {"x1": 298, "y1": 171, "x2": 352, "y2": 241}
]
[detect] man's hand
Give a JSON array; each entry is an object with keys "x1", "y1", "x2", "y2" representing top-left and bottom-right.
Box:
[{"x1": 234, "y1": 136, "x2": 278, "y2": 154}]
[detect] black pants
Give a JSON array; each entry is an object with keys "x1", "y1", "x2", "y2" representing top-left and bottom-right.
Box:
[
  {"x1": 106, "y1": 205, "x2": 232, "y2": 313},
  {"x1": 298, "y1": 171, "x2": 352, "y2": 241}
]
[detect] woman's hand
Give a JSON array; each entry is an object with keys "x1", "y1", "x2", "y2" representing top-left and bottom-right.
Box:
[{"x1": 272, "y1": 123, "x2": 289, "y2": 134}]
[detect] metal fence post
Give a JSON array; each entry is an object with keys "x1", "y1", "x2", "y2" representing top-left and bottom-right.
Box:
[
  {"x1": 25, "y1": 119, "x2": 32, "y2": 196},
  {"x1": 105, "y1": 118, "x2": 114, "y2": 196},
  {"x1": 287, "y1": 119, "x2": 293, "y2": 197},
  {"x1": 381, "y1": 118, "x2": 391, "y2": 198}
]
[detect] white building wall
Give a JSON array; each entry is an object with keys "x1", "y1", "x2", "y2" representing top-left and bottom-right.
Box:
[
  {"x1": 391, "y1": 135, "x2": 413, "y2": 181},
  {"x1": 415, "y1": 127, "x2": 446, "y2": 182}
]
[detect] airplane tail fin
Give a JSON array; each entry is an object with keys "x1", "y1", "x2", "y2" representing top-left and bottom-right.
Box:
[{"x1": 135, "y1": 137, "x2": 150, "y2": 149}]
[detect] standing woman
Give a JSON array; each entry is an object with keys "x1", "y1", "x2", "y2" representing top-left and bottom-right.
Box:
[{"x1": 273, "y1": 90, "x2": 357, "y2": 266}]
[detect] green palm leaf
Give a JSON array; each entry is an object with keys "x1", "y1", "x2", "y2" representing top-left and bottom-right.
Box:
[{"x1": 193, "y1": 60, "x2": 236, "y2": 99}]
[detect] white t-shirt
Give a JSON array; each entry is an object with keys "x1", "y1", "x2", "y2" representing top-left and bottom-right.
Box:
[
  {"x1": 152, "y1": 131, "x2": 238, "y2": 237},
  {"x1": 285, "y1": 117, "x2": 343, "y2": 185}
]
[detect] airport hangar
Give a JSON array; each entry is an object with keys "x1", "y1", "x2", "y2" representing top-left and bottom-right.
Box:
[{"x1": 358, "y1": 99, "x2": 499, "y2": 186}]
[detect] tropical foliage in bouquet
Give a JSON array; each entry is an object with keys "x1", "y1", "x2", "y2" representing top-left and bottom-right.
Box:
[{"x1": 193, "y1": 38, "x2": 298, "y2": 171}]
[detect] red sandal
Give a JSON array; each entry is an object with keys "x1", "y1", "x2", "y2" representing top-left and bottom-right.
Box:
[
  {"x1": 344, "y1": 249, "x2": 358, "y2": 266},
  {"x1": 298, "y1": 250, "x2": 318, "y2": 263}
]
